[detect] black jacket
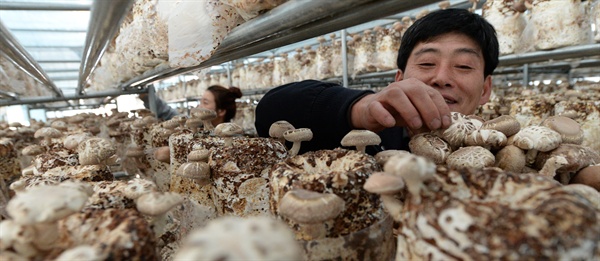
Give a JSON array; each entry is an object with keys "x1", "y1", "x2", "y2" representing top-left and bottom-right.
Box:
[{"x1": 255, "y1": 80, "x2": 411, "y2": 155}]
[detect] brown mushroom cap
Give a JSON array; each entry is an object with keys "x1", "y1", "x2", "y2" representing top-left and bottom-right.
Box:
[
  {"x1": 464, "y1": 129, "x2": 508, "y2": 149},
  {"x1": 569, "y1": 165, "x2": 600, "y2": 191},
  {"x1": 153, "y1": 146, "x2": 171, "y2": 163},
  {"x1": 283, "y1": 128, "x2": 313, "y2": 143},
  {"x1": 125, "y1": 145, "x2": 145, "y2": 158},
  {"x1": 540, "y1": 116, "x2": 584, "y2": 145},
  {"x1": 435, "y1": 112, "x2": 482, "y2": 148},
  {"x1": 340, "y1": 129, "x2": 381, "y2": 153},
  {"x1": 512, "y1": 126, "x2": 562, "y2": 152},
  {"x1": 481, "y1": 115, "x2": 521, "y2": 138},
  {"x1": 278, "y1": 189, "x2": 345, "y2": 224},
  {"x1": 534, "y1": 143, "x2": 600, "y2": 174},
  {"x1": 6, "y1": 184, "x2": 89, "y2": 224},
  {"x1": 374, "y1": 149, "x2": 411, "y2": 166},
  {"x1": 494, "y1": 145, "x2": 526, "y2": 173},
  {"x1": 214, "y1": 122, "x2": 243, "y2": 137},
  {"x1": 77, "y1": 138, "x2": 116, "y2": 165},
  {"x1": 22, "y1": 144, "x2": 44, "y2": 156},
  {"x1": 409, "y1": 133, "x2": 452, "y2": 164},
  {"x1": 446, "y1": 146, "x2": 495, "y2": 170},
  {"x1": 136, "y1": 191, "x2": 183, "y2": 216},
  {"x1": 363, "y1": 172, "x2": 405, "y2": 195},
  {"x1": 187, "y1": 149, "x2": 210, "y2": 162},
  {"x1": 268, "y1": 120, "x2": 295, "y2": 141},
  {"x1": 34, "y1": 127, "x2": 62, "y2": 140},
  {"x1": 176, "y1": 161, "x2": 211, "y2": 185}
]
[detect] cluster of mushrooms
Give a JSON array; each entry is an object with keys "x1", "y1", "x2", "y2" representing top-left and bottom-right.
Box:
[{"x1": 1, "y1": 101, "x2": 599, "y2": 260}]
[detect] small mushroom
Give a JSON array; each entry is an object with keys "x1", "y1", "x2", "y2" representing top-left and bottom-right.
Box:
[
  {"x1": 6, "y1": 183, "x2": 90, "y2": 253},
  {"x1": 384, "y1": 153, "x2": 436, "y2": 204},
  {"x1": 569, "y1": 164, "x2": 600, "y2": 191},
  {"x1": 540, "y1": 116, "x2": 584, "y2": 145},
  {"x1": 409, "y1": 133, "x2": 452, "y2": 164},
  {"x1": 512, "y1": 126, "x2": 562, "y2": 165},
  {"x1": 21, "y1": 144, "x2": 44, "y2": 157},
  {"x1": 63, "y1": 132, "x2": 92, "y2": 151},
  {"x1": 269, "y1": 120, "x2": 295, "y2": 145},
  {"x1": 77, "y1": 138, "x2": 117, "y2": 165},
  {"x1": 175, "y1": 149, "x2": 211, "y2": 186},
  {"x1": 126, "y1": 145, "x2": 147, "y2": 170},
  {"x1": 190, "y1": 107, "x2": 217, "y2": 131},
  {"x1": 33, "y1": 127, "x2": 62, "y2": 149},
  {"x1": 463, "y1": 129, "x2": 507, "y2": 150},
  {"x1": 534, "y1": 144, "x2": 600, "y2": 185},
  {"x1": 153, "y1": 146, "x2": 171, "y2": 164},
  {"x1": 446, "y1": 146, "x2": 495, "y2": 171},
  {"x1": 374, "y1": 149, "x2": 411, "y2": 166},
  {"x1": 340, "y1": 129, "x2": 381, "y2": 154},
  {"x1": 494, "y1": 145, "x2": 527, "y2": 173},
  {"x1": 283, "y1": 128, "x2": 313, "y2": 156},
  {"x1": 136, "y1": 191, "x2": 183, "y2": 235},
  {"x1": 363, "y1": 172, "x2": 406, "y2": 218},
  {"x1": 278, "y1": 189, "x2": 345, "y2": 240},
  {"x1": 538, "y1": 155, "x2": 569, "y2": 179},
  {"x1": 481, "y1": 115, "x2": 521, "y2": 137},
  {"x1": 185, "y1": 117, "x2": 203, "y2": 133},
  {"x1": 50, "y1": 120, "x2": 67, "y2": 131},
  {"x1": 213, "y1": 122, "x2": 243, "y2": 147},
  {"x1": 434, "y1": 112, "x2": 482, "y2": 148}
]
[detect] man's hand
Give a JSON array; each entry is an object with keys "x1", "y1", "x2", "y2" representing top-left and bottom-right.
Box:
[{"x1": 350, "y1": 78, "x2": 452, "y2": 133}]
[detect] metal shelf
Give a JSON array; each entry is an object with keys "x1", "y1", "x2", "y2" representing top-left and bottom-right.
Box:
[{"x1": 118, "y1": 0, "x2": 440, "y2": 89}]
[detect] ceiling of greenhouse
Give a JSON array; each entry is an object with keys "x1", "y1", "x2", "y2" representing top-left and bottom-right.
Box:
[{"x1": 0, "y1": 0, "x2": 92, "y2": 96}]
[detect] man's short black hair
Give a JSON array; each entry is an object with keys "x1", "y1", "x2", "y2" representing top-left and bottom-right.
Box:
[{"x1": 396, "y1": 8, "x2": 499, "y2": 77}]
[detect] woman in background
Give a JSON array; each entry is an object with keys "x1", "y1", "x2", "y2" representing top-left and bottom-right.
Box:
[{"x1": 200, "y1": 85, "x2": 243, "y2": 126}]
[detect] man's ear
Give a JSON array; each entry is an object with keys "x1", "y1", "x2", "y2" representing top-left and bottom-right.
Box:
[
  {"x1": 394, "y1": 70, "x2": 404, "y2": 82},
  {"x1": 479, "y1": 75, "x2": 493, "y2": 105}
]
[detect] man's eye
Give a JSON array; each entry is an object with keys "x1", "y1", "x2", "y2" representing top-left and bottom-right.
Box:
[
  {"x1": 419, "y1": 63, "x2": 435, "y2": 67},
  {"x1": 456, "y1": 65, "x2": 473, "y2": 70}
]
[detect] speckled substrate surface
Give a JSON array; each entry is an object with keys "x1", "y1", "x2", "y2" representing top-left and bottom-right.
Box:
[
  {"x1": 0, "y1": 138, "x2": 21, "y2": 183},
  {"x1": 209, "y1": 137, "x2": 287, "y2": 217},
  {"x1": 301, "y1": 211, "x2": 396, "y2": 261},
  {"x1": 53, "y1": 208, "x2": 157, "y2": 261},
  {"x1": 270, "y1": 148, "x2": 382, "y2": 238},
  {"x1": 33, "y1": 148, "x2": 79, "y2": 174},
  {"x1": 393, "y1": 166, "x2": 600, "y2": 260}
]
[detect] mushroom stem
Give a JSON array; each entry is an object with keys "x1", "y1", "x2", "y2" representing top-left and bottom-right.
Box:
[
  {"x1": 203, "y1": 120, "x2": 214, "y2": 131},
  {"x1": 538, "y1": 156, "x2": 568, "y2": 179},
  {"x1": 356, "y1": 145, "x2": 366, "y2": 154},
  {"x1": 289, "y1": 142, "x2": 301, "y2": 157},
  {"x1": 223, "y1": 137, "x2": 233, "y2": 147},
  {"x1": 32, "y1": 222, "x2": 60, "y2": 251},
  {"x1": 380, "y1": 195, "x2": 403, "y2": 222},
  {"x1": 525, "y1": 149, "x2": 538, "y2": 166},
  {"x1": 297, "y1": 223, "x2": 327, "y2": 240}
]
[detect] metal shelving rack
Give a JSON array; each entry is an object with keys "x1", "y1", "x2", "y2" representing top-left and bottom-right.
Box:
[{"x1": 1, "y1": 0, "x2": 599, "y2": 111}]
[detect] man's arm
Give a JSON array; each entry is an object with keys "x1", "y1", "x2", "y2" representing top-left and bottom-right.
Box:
[
  {"x1": 255, "y1": 80, "x2": 373, "y2": 154},
  {"x1": 139, "y1": 94, "x2": 179, "y2": 121}
]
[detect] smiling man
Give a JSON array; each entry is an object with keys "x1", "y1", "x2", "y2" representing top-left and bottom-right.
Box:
[{"x1": 255, "y1": 8, "x2": 499, "y2": 155}]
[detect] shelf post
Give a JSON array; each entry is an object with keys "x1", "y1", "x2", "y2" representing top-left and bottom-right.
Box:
[
  {"x1": 147, "y1": 85, "x2": 157, "y2": 116},
  {"x1": 341, "y1": 29, "x2": 349, "y2": 87}
]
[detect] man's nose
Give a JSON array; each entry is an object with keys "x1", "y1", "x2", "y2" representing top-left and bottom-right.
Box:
[{"x1": 430, "y1": 66, "x2": 453, "y2": 88}]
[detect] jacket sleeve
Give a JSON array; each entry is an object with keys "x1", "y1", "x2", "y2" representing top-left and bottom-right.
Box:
[
  {"x1": 255, "y1": 80, "x2": 373, "y2": 154},
  {"x1": 140, "y1": 95, "x2": 180, "y2": 121}
]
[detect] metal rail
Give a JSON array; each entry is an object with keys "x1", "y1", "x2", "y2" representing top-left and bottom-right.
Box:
[
  {"x1": 0, "y1": 88, "x2": 146, "y2": 106},
  {"x1": 76, "y1": 0, "x2": 135, "y2": 95},
  {"x1": 0, "y1": 20, "x2": 64, "y2": 97},
  {"x1": 0, "y1": 1, "x2": 91, "y2": 11}
]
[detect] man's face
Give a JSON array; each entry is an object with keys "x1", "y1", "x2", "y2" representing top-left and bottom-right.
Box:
[{"x1": 397, "y1": 32, "x2": 492, "y2": 115}]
